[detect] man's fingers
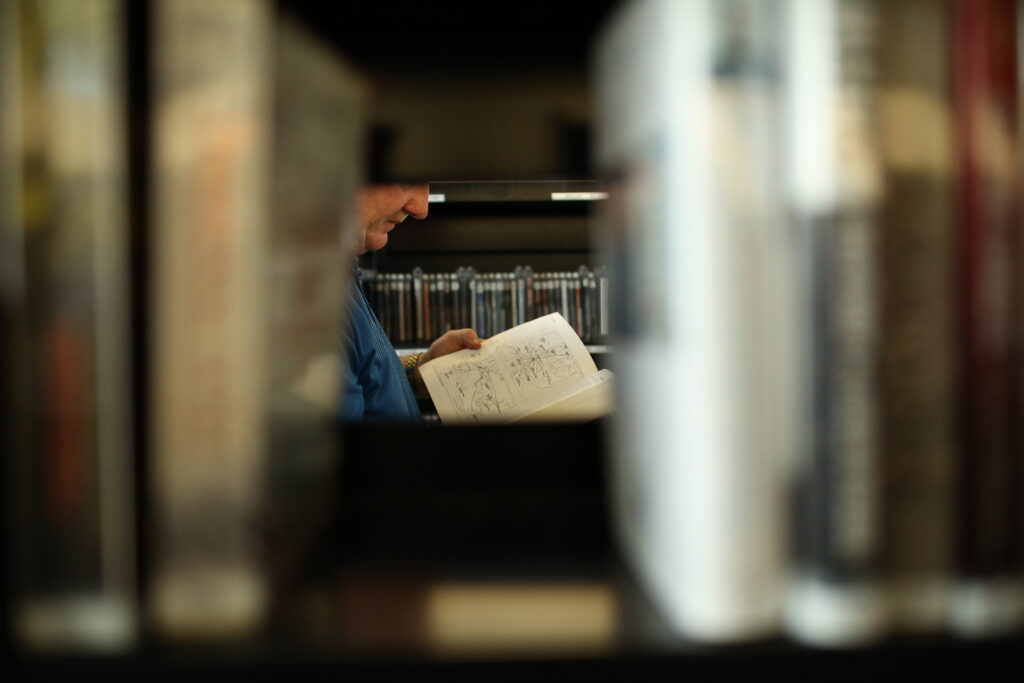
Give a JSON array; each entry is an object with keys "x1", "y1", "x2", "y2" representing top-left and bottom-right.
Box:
[{"x1": 462, "y1": 329, "x2": 482, "y2": 347}]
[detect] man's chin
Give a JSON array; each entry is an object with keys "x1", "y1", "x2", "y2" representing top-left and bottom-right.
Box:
[{"x1": 364, "y1": 235, "x2": 388, "y2": 252}]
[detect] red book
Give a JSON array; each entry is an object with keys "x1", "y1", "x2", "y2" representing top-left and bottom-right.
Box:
[{"x1": 951, "y1": 0, "x2": 1023, "y2": 636}]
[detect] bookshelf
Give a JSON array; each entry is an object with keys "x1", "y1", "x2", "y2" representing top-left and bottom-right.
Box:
[
  {"x1": 427, "y1": 180, "x2": 608, "y2": 203},
  {"x1": 361, "y1": 178, "x2": 612, "y2": 360},
  {"x1": 6, "y1": 0, "x2": 1024, "y2": 676},
  {"x1": 9, "y1": 422, "x2": 1024, "y2": 679}
]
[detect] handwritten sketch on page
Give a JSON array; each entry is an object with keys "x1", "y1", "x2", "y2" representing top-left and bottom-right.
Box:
[{"x1": 419, "y1": 313, "x2": 613, "y2": 424}]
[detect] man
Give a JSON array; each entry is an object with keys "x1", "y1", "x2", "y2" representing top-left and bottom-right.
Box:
[{"x1": 340, "y1": 184, "x2": 482, "y2": 420}]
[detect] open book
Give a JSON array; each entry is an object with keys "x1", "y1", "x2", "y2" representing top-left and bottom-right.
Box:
[{"x1": 419, "y1": 313, "x2": 613, "y2": 424}]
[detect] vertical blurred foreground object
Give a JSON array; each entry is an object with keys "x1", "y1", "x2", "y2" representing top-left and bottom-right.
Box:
[
  {"x1": 782, "y1": 0, "x2": 888, "y2": 647},
  {"x1": 876, "y1": 0, "x2": 957, "y2": 635},
  {"x1": 949, "y1": 0, "x2": 1024, "y2": 638},
  {"x1": 148, "y1": 0, "x2": 363, "y2": 641},
  {"x1": 3, "y1": 0, "x2": 137, "y2": 651},
  {"x1": 593, "y1": 0, "x2": 795, "y2": 642}
]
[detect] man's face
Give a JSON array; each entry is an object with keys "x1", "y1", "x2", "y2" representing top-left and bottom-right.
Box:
[{"x1": 355, "y1": 184, "x2": 430, "y2": 254}]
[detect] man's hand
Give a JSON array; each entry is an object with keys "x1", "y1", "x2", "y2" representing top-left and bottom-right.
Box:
[{"x1": 420, "y1": 328, "x2": 483, "y2": 366}]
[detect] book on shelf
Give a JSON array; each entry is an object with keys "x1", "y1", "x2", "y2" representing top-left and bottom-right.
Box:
[
  {"x1": 597, "y1": 0, "x2": 1023, "y2": 649},
  {"x1": 3, "y1": 0, "x2": 137, "y2": 651},
  {"x1": 262, "y1": 3, "x2": 365, "y2": 617},
  {"x1": 949, "y1": 0, "x2": 1024, "y2": 638},
  {"x1": 876, "y1": 0, "x2": 956, "y2": 635},
  {"x1": 419, "y1": 312, "x2": 613, "y2": 424},
  {"x1": 594, "y1": 0, "x2": 793, "y2": 643},
  {"x1": 783, "y1": 0, "x2": 888, "y2": 647},
  {"x1": 148, "y1": 0, "x2": 362, "y2": 640}
]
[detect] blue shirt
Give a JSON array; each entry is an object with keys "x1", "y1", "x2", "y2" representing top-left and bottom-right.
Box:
[{"x1": 339, "y1": 273, "x2": 422, "y2": 421}]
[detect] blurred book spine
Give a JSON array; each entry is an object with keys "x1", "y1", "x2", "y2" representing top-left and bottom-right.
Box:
[
  {"x1": 949, "y1": 0, "x2": 1024, "y2": 638},
  {"x1": 148, "y1": 0, "x2": 272, "y2": 640},
  {"x1": 782, "y1": 0, "x2": 887, "y2": 647},
  {"x1": 595, "y1": 0, "x2": 792, "y2": 642},
  {"x1": 148, "y1": 0, "x2": 362, "y2": 641},
  {"x1": 876, "y1": 0, "x2": 957, "y2": 635},
  {"x1": 4, "y1": 0, "x2": 137, "y2": 652},
  {"x1": 262, "y1": 14, "x2": 364, "y2": 616}
]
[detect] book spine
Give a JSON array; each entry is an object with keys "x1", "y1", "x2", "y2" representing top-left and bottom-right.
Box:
[
  {"x1": 405, "y1": 273, "x2": 414, "y2": 345},
  {"x1": 392, "y1": 274, "x2": 400, "y2": 339},
  {"x1": 490, "y1": 273, "x2": 497, "y2": 334},
  {"x1": 149, "y1": 0, "x2": 272, "y2": 640},
  {"x1": 453, "y1": 267, "x2": 461, "y2": 332},
  {"x1": 494, "y1": 273, "x2": 502, "y2": 334},
  {"x1": 544, "y1": 274, "x2": 553, "y2": 318},
  {"x1": 596, "y1": 0, "x2": 790, "y2": 643},
  {"x1": 560, "y1": 272, "x2": 569, "y2": 324},
  {"x1": 470, "y1": 270, "x2": 479, "y2": 337},
  {"x1": 379, "y1": 273, "x2": 389, "y2": 335},
  {"x1": 462, "y1": 269, "x2": 468, "y2": 335},
  {"x1": 783, "y1": 0, "x2": 887, "y2": 647},
  {"x1": 516, "y1": 265, "x2": 526, "y2": 325},
  {"x1": 394, "y1": 274, "x2": 402, "y2": 345},
  {"x1": 876, "y1": 0, "x2": 956, "y2": 635},
  {"x1": 392, "y1": 273, "x2": 400, "y2": 340},
  {"x1": 435, "y1": 272, "x2": 443, "y2": 337},
  {"x1": 413, "y1": 266, "x2": 423, "y2": 345},
  {"x1": 491, "y1": 272, "x2": 500, "y2": 334},
  {"x1": 263, "y1": 12, "x2": 361, "y2": 609},
  {"x1": 577, "y1": 270, "x2": 585, "y2": 337},
  {"x1": 436, "y1": 272, "x2": 445, "y2": 335},
  {"x1": 6, "y1": 0, "x2": 137, "y2": 651},
  {"x1": 427, "y1": 273, "x2": 435, "y2": 343},
  {"x1": 442, "y1": 272, "x2": 451, "y2": 334},
  {"x1": 475, "y1": 272, "x2": 484, "y2": 336},
  {"x1": 949, "y1": 0, "x2": 1024, "y2": 638},
  {"x1": 449, "y1": 272, "x2": 457, "y2": 333},
  {"x1": 393, "y1": 273, "x2": 401, "y2": 345},
  {"x1": 527, "y1": 267, "x2": 536, "y2": 321},
  {"x1": 585, "y1": 266, "x2": 593, "y2": 342},
  {"x1": 420, "y1": 272, "x2": 428, "y2": 343},
  {"x1": 437, "y1": 271, "x2": 442, "y2": 338},
  {"x1": 587, "y1": 268, "x2": 598, "y2": 344},
  {"x1": 397, "y1": 273, "x2": 405, "y2": 342},
  {"x1": 511, "y1": 269, "x2": 520, "y2": 327},
  {"x1": 0, "y1": 0, "x2": 20, "y2": 647},
  {"x1": 385, "y1": 273, "x2": 395, "y2": 340},
  {"x1": 535, "y1": 271, "x2": 543, "y2": 326},
  {"x1": 504, "y1": 273, "x2": 512, "y2": 332}
]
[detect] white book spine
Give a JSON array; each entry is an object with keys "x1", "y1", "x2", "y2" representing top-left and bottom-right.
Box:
[{"x1": 595, "y1": 0, "x2": 791, "y2": 642}]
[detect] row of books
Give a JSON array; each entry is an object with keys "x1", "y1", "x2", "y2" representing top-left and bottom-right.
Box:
[
  {"x1": 596, "y1": 0, "x2": 1023, "y2": 646},
  {"x1": 3, "y1": 0, "x2": 362, "y2": 651},
  {"x1": 358, "y1": 266, "x2": 610, "y2": 346}
]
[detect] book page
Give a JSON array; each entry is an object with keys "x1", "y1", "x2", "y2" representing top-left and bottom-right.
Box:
[
  {"x1": 420, "y1": 313, "x2": 600, "y2": 424},
  {"x1": 516, "y1": 368, "x2": 614, "y2": 423}
]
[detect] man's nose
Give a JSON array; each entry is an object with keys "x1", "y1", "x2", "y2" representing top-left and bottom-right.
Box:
[{"x1": 403, "y1": 185, "x2": 430, "y2": 220}]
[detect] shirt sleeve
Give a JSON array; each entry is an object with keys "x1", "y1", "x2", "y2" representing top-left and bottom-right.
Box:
[{"x1": 338, "y1": 333, "x2": 365, "y2": 420}]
